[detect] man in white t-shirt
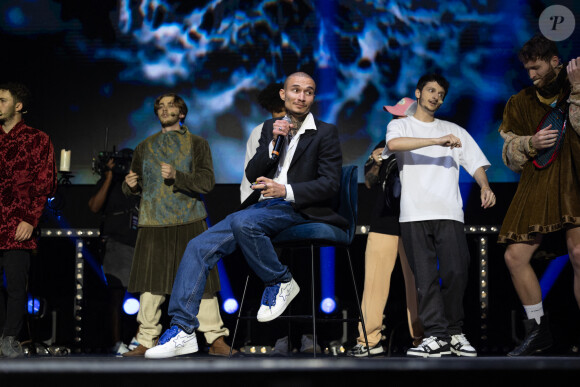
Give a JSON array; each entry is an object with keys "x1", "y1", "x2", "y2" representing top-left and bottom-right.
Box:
[{"x1": 384, "y1": 73, "x2": 496, "y2": 358}]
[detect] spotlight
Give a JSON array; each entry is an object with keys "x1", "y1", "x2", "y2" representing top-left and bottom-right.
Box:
[
  {"x1": 223, "y1": 298, "x2": 239, "y2": 314},
  {"x1": 27, "y1": 295, "x2": 46, "y2": 318},
  {"x1": 27, "y1": 298, "x2": 40, "y2": 315},
  {"x1": 320, "y1": 297, "x2": 336, "y2": 314},
  {"x1": 123, "y1": 297, "x2": 140, "y2": 315}
]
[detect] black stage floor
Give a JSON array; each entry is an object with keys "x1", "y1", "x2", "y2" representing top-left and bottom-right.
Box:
[{"x1": 1, "y1": 354, "x2": 579, "y2": 387}]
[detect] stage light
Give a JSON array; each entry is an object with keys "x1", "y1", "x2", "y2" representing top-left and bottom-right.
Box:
[
  {"x1": 320, "y1": 247, "x2": 336, "y2": 315},
  {"x1": 540, "y1": 255, "x2": 569, "y2": 299},
  {"x1": 123, "y1": 296, "x2": 140, "y2": 315},
  {"x1": 27, "y1": 295, "x2": 46, "y2": 318},
  {"x1": 320, "y1": 297, "x2": 336, "y2": 314},
  {"x1": 223, "y1": 298, "x2": 239, "y2": 314},
  {"x1": 27, "y1": 297, "x2": 40, "y2": 315}
]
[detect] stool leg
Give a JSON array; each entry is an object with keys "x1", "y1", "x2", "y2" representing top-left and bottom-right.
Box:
[
  {"x1": 230, "y1": 274, "x2": 249, "y2": 358},
  {"x1": 310, "y1": 244, "x2": 317, "y2": 358},
  {"x1": 346, "y1": 248, "x2": 370, "y2": 357}
]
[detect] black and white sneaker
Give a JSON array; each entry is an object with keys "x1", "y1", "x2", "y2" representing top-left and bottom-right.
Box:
[
  {"x1": 450, "y1": 334, "x2": 477, "y2": 357},
  {"x1": 346, "y1": 343, "x2": 384, "y2": 357},
  {"x1": 406, "y1": 336, "x2": 451, "y2": 358}
]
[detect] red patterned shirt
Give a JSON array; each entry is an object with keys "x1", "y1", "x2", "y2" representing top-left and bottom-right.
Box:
[{"x1": 0, "y1": 120, "x2": 56, "y2": 250}]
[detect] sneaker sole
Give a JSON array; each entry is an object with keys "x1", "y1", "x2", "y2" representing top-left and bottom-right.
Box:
[
  {"x1": 451, "y1": 348, "x2": 477, "y2": 357},
  {"x1": 145, "y1": 343, "x2": 199, "y2": 359},
  {"x1": 257, "y1": 282, "x2": 300, "y2": 322},
  {"x1": 407, "y1": 350, "x2": 452, "y2": 358},
  {"x1": 350, "y1": 347, "x2": 385, "y2": 357}
]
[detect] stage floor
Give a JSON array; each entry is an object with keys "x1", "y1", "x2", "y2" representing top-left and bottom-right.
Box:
[{"x1": 1, "y1": 353, "x2": 579, "y2": 387}]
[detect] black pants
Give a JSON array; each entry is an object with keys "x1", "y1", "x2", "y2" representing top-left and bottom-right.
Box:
[
  {"x1": 0, "y1": 250, "x2": 30, "y2": 337},
  {"x1": 400, "y1": 220, "x2": 470, "y2": 339}
]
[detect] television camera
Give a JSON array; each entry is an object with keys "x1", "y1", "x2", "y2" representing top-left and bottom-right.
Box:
[{"x1": 92, "y1": 148, "x2": 133, "y2": 176}]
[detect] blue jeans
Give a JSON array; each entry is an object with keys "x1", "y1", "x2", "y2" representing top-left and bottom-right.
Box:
[{"x1": 169, "y1": 198, "x2": 308, "y2": 332}]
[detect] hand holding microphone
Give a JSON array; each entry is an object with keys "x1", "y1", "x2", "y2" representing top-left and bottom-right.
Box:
[{"x1": 272, "y1": 115, "x2": 293, "y2": 161}]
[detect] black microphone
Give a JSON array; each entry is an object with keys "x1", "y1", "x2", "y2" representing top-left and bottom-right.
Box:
[{"x1": 272, "y1": 115, "x2": 292, "y2": 161}]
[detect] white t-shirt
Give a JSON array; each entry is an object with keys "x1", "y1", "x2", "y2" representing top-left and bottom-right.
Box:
[
  {"x1": 240, "y1": 123, "x2": 263, "y2": 203},
  {"x1": 384, "y1": 116, "x2": 490, "y2": 223}
]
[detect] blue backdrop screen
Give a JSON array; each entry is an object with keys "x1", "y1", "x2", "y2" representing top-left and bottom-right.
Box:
[{"x1": 2, "y1": 0, "x2": 579, "y2": 183}]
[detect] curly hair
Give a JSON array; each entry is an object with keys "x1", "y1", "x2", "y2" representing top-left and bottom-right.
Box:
[
  {"x1": 518, "y1": 34, "x2": 559, "y2": 64},
  {"x1": 257, "y1": 82, "x2": 285, "y2": 114},
  {"x1": 0, "y1": 82, "x2": 31, "y2": 113}
]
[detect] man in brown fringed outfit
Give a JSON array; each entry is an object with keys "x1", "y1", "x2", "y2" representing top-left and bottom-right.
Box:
[{"x1": 498, "y1": 35, "x2": 580, "y2": 356}]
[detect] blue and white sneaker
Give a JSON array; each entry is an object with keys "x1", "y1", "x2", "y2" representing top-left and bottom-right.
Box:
[
  {"x1": 257, "y1": 278, "x2": 300, "y2": 322},
  {"x1": 144, "y1": 325, "x2": 198, "y2": 359}
]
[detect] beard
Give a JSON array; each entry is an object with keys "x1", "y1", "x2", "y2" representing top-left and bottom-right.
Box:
[
  {"x1": 418, "y1": 96, "x2": 441, "y2": 114},
  {"x1": 535, "y1": 64, "x2": 565, "y2": 99},
  {"x1": 159, "y1": 114, "x2": 181, "y2": 127},
  {"x1": 0, "y1": 109, "x2": 15, "y2": 125}
]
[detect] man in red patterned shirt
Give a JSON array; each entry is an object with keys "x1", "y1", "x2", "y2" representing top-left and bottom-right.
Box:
[{"x1": 0, "y1": 82, "x2": 56, "y2": 358}]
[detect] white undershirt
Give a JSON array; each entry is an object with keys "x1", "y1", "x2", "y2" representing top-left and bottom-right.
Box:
[{"x1": 265, "y1": 112, "x2": 318, "y2": 202}]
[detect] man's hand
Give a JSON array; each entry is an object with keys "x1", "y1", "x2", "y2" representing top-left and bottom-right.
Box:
[
  {"x1": 125, "y1": 170, "x2": 139, "y2": 189},
  {"x1": 105, "y1": 158, "x2": 115, "y2": 179},
  {"x1": 14, "y1": 221, "x2": 34, "y2": 242},
  {"x1": 438, "y1": 134, "x2": 462, "y2": 148},
  {"x1": 251, "y1": 177, "x2": 286, "y2": 198},
  {"x1": 531, "y1": 125, "x2": 559, "y2": 150},
  {"x1": 371, "y1": 148, "x2": 384, "y2": 164},
  {"x1": 480, "y1": 187, "x2": 496, "y2": 209},
  {"x1": 272, "y1": 118, "x2": 293, "y2": 143},
  {"x1": 567, "y1": 57, "x2": 580, "y2": 85},
  {"x1": 161, "y1": 162, "x2": 176, "y2": 180}
]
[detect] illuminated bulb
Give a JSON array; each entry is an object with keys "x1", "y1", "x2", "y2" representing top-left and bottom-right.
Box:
[{"x1": 223, "y1": 298, "x2": 239, "y2": 314}]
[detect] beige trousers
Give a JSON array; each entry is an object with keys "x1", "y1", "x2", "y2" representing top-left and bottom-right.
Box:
[
  {"x1": 136, "y1": 292, "x2": 229, "y2": 348},
  {"x1": 357, "y1": 232, "x2": 423, "y2": 347}
]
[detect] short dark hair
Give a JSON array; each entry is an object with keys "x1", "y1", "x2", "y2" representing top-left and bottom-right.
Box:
[
  {"x1": 153, "y1": 93, "x2": 188, "y2": 123},
  {"x1": 416, "y1": 73, "x2": 450, "y2": 96},
  {"x1": 257, "y1": 82, "x2": 285, "y2": 114},
  {"x1": 518, "y1": 35, "x2": 559, "y2": 64},
  {"x1": 0, "y1": 82, "x2": 31, "y2": 113}
]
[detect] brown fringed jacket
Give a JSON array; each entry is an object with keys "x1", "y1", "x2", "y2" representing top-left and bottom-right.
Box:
[{"x1": 498, "y1": 77, "x2": 580, "y2": 243}]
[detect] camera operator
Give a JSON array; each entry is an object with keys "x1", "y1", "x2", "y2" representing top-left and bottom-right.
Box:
[{"x1": 88, "y1": 148, "x2": 139, "y2": 355}]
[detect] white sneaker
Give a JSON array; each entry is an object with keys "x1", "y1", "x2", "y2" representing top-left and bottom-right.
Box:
[
  {"x1": 406, "y1": 336, "x2": 451, "y2": 358},
  {"x1": 450, "y1": 333, "x2": 477, "y2": 357},
  {"x1": 257, "y1": 278, "x2": 300, "y2": 322},
  {"x1": 346, "y1": 342, "x2": 384, "y2": 357},
  {"x1": 115, "y1": 342, "x2": 130, "y2": 356},
  {"x1": 144, "y1": 326, "x2": 198, "y2": 359}
]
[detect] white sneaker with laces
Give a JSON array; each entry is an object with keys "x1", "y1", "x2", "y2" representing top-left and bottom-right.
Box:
[
  {"x1": 406, "y1": 336, "x2": 451, "y2": 358},
  {"x1": 346, "y1": 343, "x2": 384, "y2": 357},
  {"x1": 450, "y1": 333, "x2": 477, "y2": 357},
  {"x1": 257, "y1": 278, "x2": 300, "y2": 322},
  {"x1": 145, "y1": 325, "x2": 198, "y2": 359}
]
